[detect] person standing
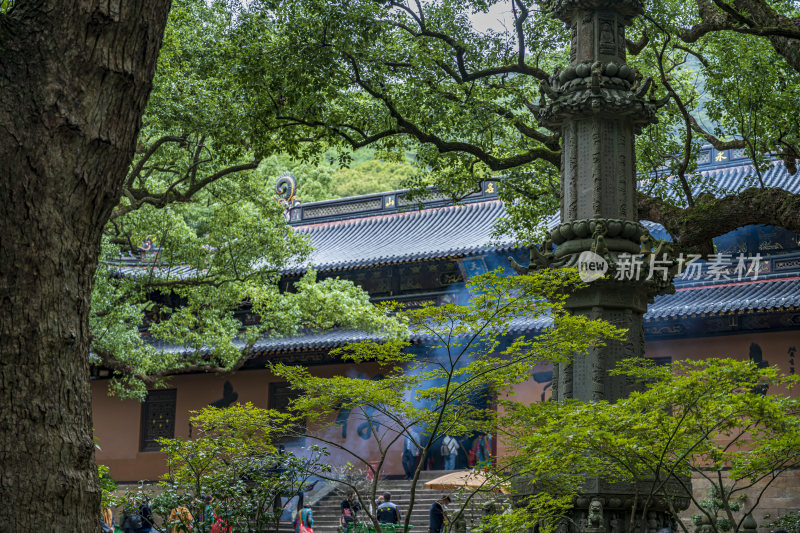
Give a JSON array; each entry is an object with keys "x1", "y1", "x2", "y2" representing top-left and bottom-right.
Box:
[
  {"x1": 121, "y1": 498, "x2": 154, "y2": 533},
  {"x1": 402, "y1": 429, "x2": 421, "y2": 479},
  {"x1": 121, "y1": 505, "x2": 140, "y2": 533},
  {"x1": 429, "y1": 496, "x2": 451, "y2": 533},
  {"x1": 341, "y1": 492, "x2": 361, "y2": 530},
  {"x1": 296, "y1": 503, "x2": 314, "y2": 533},
  {"x1": 101, "y1": 507, "x2": 114, "y2": 532},
  {"x1": 197, "y1": 495, "x2": 216, "y2": 533},
  {"x1": 137, "y1": 498, "x2": 155, "y2": 533},
  {"x1": 475, "y1": 433, "x2": 492, "y2": 466},
  {"x1": 440, "y1": 435, "x2": 458, "y2": 470},
  {"x1": 168, "y1": 498, "x2": 194, "y2": 533},
  {"x1": 376, "y1": 492, "x2": 401, "y2": 525}
]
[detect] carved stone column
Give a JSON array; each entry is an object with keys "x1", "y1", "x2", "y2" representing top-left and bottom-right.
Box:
[
  {"x1": 513, "y1": 0, "x2": 691, "y2": 529},
  {"x1": 531, "y1": 0, "x2": 672, "y2": 404}
]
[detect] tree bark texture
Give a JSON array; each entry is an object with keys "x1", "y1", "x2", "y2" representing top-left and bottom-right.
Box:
[{"x1": 0, "y1": 1, "x2": 170, "y2": 530}]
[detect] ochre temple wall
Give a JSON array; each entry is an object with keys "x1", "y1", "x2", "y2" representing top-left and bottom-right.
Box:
[
  {"x1": 93, "y1": 330, "x2": 800, "y2": 489},
  {"x1": 93, "y1": 362, "x2": 394, "y2": 482},
  {"x1": 646, "y1": 330, "x2": 799, "y2": 386}
]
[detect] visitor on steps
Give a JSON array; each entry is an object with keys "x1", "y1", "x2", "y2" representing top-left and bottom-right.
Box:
[
  {"x1": 429, "y1": 496, "x2": 451, "y2": 533},
  {"x1": 376, "y1": 492, "x2": 401, "y2": 524},
  {"x1": 440, "y1": 435, "x2": 458, "y2": 470},
  {"x1": 296, "y1": 503, "x2": 314, "y2": 533},
  {"x1": 402, "y1": 428, "x2": 421, "y2": 479},
  {"x1": 342, "y1": 492, "x2": 361, "y2": 529}
]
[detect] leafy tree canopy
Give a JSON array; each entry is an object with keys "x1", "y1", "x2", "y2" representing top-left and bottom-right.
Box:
[
  {"x1": 118, "y1": 403, "x2": 325, "y2": 533},
  {"x1": 87, "y1": 0, "x2": 800, "y2": 394},
  {"x1": 500, "y1": 358, "x2": 800, "y2": 533},
  {"x1": 91, "y1": 0, "x2": 406, "y2": 399},
  {"x1": 258, "y1": 149, "x2": 417, "y2": 202},
  {"x1": 217, "y1": 0, "x2": 800, "y2": 249}
]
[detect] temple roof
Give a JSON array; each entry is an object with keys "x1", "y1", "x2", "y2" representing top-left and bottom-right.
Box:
[
  {"x1": 253, "y1": 273, "x2": 800, "y2": 352},
  {"x1": 142, "y1": 250, "x2": 800, "y2": 356},
  {"x1": 115, "y1": 148, "x2": 800, "y2": 356},
  {"x1": 145, "y1": 316, "x2": 552, "y2": 356},
  {"x1": 288, "y1": 198, "x2": 514, "y2": 273},
  {"x1": 649, "y1": 276, "x2": 800, "y2": 321},
  {"x1": 286, "y1": 154, "x2": 799, "y2": 273}
]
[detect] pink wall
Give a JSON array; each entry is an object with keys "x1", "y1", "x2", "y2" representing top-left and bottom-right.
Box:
[
  {"x1": 93, "y1": 330, "x2": 800, "y2": 482},
  {"x1": 93, "y1": 363, "x2": 395, "y2": 482},
  {"x1": 646, "y1": 330, "x2": 798, "y2": 377}
]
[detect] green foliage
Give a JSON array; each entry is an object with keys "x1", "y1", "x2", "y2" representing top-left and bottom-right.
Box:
[
  {"x1": 90, "y1": 0, "x2": 800, "y2": 396},
  {"x1": 89, "y1": 0, "x2": 406, "y2": 398},
  {"x1": 122, "y1": 403, "x2": 327, "y2": 532},
  {"x1": 692, "y1": 486, "x2": 742, "y2": 533},
  {"x1": 472, "y1": 494, "x2": 573, "y2": 533},
  {"x1": 504, "y1": 358, "x2": 800, "y2": 533},
  {"x1": 97, "y1": 464, "x2": 117, "y2": 510},
  {"x1": 256, "y1": 149, "x2": 417, "y2": 202},
  {"x1": 227, "y1": 0, "x2": 569, "y2": 237},
  {"x1": 769, "y1": 511, "x2": 800, "y2": 533},
  {"x1": 269, "y1": 268, "x2": 621, "y2": 532},
  {"x1": 331, "y1": 159, "x2": 417, "y2": 198},
  {"x1": 175, "y1": 0, "x2": 800, "y2": 243}
]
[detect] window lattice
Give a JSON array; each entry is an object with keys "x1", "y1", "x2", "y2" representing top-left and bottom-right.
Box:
[
  {"x1": 302, "y1": 198, "x2": 382, "y2": 219},
  {"x1": 140, "y1": 389, "x2": 177, "y2": 452}
]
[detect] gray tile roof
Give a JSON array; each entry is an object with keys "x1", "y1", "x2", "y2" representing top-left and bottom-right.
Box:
[
  {"x1": 143, "y1": 316, "x2": 553, "y2": 355},
  {"x1": 290, "y1": 200, "x2": 515, "y2": 273},
  {"x1": 249, "y1": 276, "x2": 800, "y2": 351},
  {"x1": 701, "y1": 162, "x2": 800, "y2": 194},
  {"x1": 289, "y1": 160, "x2": 798, "y2": 273},
  {"x1": 647, "y1": 277, "x2": 800, "y2": 321},
  {"x1": 112, "y1": 153, "x2": 800, "y2": 359},
  {"x1": 111, "y1": 262, "x2": 199, "y2": 279},
  {"x1": 109, "y1": 157, "x2": 799, "y2": 277},
  {"x1": 141, "y1": 273, "x2": 800, "y2": 356}
]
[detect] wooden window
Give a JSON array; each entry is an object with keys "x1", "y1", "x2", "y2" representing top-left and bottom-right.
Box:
[
  {"x1": 268, "y1": 382, "x2": 305, "y2": 445},
  {"x1": 140, "y1": 389, "x2": 177, "y2": 452},
  {"x1": 269, "y1": 382, "x2": 297, "y2": 412}
]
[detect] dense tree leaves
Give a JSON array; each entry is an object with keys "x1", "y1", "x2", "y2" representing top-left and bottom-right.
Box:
[
  {"x1": 258, "y1": 150, "x2": 418, "y2": 202},
  {"x1": 119, "y1": 404, "x2": 325, "y2": 533},
  {"x1": 100, "y1": 0, "x2": 800, "y2": 399},
  {"x1": 206, "y1": 0, "x2": 800, "y2": 250},
  {"x1": 501, "y1": 359, "x2": 800, "y2": 533},
  {"x1": 92, "y1": 0, "x2": 405, "y2": 398}
]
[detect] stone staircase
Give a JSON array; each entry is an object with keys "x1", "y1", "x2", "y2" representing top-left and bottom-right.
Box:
[{"x1": 306, "y1": 470, "x2": 493, "y2": 533}]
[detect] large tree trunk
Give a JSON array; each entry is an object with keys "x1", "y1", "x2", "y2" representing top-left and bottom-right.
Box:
[{"x1": 0, "y1": 1, "x2": 170, "y2": 530}]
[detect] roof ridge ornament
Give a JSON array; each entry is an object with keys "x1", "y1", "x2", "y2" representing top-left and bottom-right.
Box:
[
  {"x1": 275, "y1": 173, "x2": 300, "y2": 220},
  {"x1": 275, "y1": 173, "x2": 297, "y2": 204}
]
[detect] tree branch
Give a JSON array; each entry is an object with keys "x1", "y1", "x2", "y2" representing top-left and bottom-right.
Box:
[
  {"x1": 626, "y1": 28, "x2": 649, "y2": 55},
  {"x1": 638, "y1": 187, "x2": 800, "y2": 254},
  {"x1": 345, "y1": 55, "x2": 560, "y2": 168},
  {"x1": 651, "y1": 24, "x2": 695, "y2": 206},
  {"x1": 125, "y1": 135, "x2": 188, "y2": 192},
  {"x1": 111, "y1": 158, "x2": 261, "y2": 220},
  {"x1": 93, "y1": 346, "x2": 250, "y2": 389},
  {"x1": 382, "y1": 8, "x2": 548, "y2": 82}
]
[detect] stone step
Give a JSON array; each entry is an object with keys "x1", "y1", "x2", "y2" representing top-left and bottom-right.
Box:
[{"x1": 301, "y1": 470, "x2": 495, "y2": 533}]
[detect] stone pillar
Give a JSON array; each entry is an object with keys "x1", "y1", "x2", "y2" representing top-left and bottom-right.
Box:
[
  {"x1": 529, "y1": 0, "x2": 672, "y2": 403},
  {"x1": 512, "y1": 0, "x2": 691, "y2": 528}
]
